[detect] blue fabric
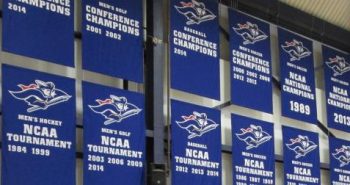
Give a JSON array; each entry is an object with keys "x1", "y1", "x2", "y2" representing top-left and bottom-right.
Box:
[
  {"x1": 329, "y1": 137, "x2": 350, "y2": 184},
  {"x1": 279, "y1": 28, "x2": 317, "y2": 124},
  {"x1": 82, "y1": 81, "x2": 145, "y2": 185},
  {"x1": 171, "y1": 99, "x2": 221, "y2": 185},
  {"x1": 82, "y1": 0, "x2": 143, "y2": 83},
  {"x1": 323, "y1": 46, "x2": 350, "y2": 132},
  {"x1": 3, "y1": 0, "x2": 74, "y2": 66},
  {"x1": 282, "y1": 126, "x2": 320, "y2": 185},
  {"x1": 232, "y1": 114, "x2": 275, "y2": 184},
  {"x1": 170, "y1": 0, "x2": 220, "y2": 100},
  {"x1": 229, "y1": 9, "x2": 273, "y2": 113},
  {"x1": 2, "y1": 64, "x2": 76, "y2": 185}
]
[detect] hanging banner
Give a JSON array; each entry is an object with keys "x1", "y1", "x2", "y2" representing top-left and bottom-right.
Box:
[
  {"x1": 322, "y1": 46, "x2": 350, "y2": 132},
  {"x1": 170, "y1": 0, "x2": 220, "y2": 100},
  {"x1": 282, "y1": 126, "x2": 320, "y2": 185},
  {"x1": 232, "y1": 114, "x2": 275, "y2": 184},
  {"x1": 278, "y1": 28, "x2": 317, "y2": 124},
  {"x1": 82, "y1": 82, "x2": 145, "y2": 185},
  {"x1": 171, "y1": 100, "x2": 221, "y2": 185},
  {"x1": 82, "y1": 0, "x2": 143, "y2": 83},
  {"x1": 2, "y1": 64, "x2": 76, "y2": 185},
  {"x1": 229, "y1": 9, "x2": 273, "y2": 113},
  {"x1": 329, "y1": 137, "x2": 350, "y2": 185},
  {"x1": 2, "y1": 0, "x2": 74, "y2": 66}
]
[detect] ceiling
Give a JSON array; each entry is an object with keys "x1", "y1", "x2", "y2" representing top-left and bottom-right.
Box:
[{"x1": 280, "y1": 0, "x2": 350, "y2": 31}]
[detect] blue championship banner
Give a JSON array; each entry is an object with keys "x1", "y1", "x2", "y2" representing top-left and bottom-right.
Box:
[
  {"x1": 232, "y1": 114, "x2": 275, "y2": 184},
  {"x1": 322, "y1": 46, "x2": 350, "y2": 132},
  {"x1": 229, "y1": 9, "x2": 273, "y2": 113},
  {"x1": 278, "y1": 28, "x2": 317, "y2": 124},
  {"x1": 2, "y1": 64, "x2": 76, "y2": 185},
  {"x1": 329, "y1": 137, "x2": 350, "y2": 185},
  {"x1": 3, "y1": 0, "x2": 74, "y2": 66},
  {"x1": 170, "y1": 0, "x2": 220, "y2": 100},
  {"x1": 83, "y1": 82, "x2": 145, "y2": 185},
  {"x1": 82, "y1": 0, "x2": 143, "y2": 83},
  {"x1": 282, "y1": 126, "x2": 320, "y2": 185},
  {"x1": 171, "y1": 100, "x2": 221, "y2": 185}
]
